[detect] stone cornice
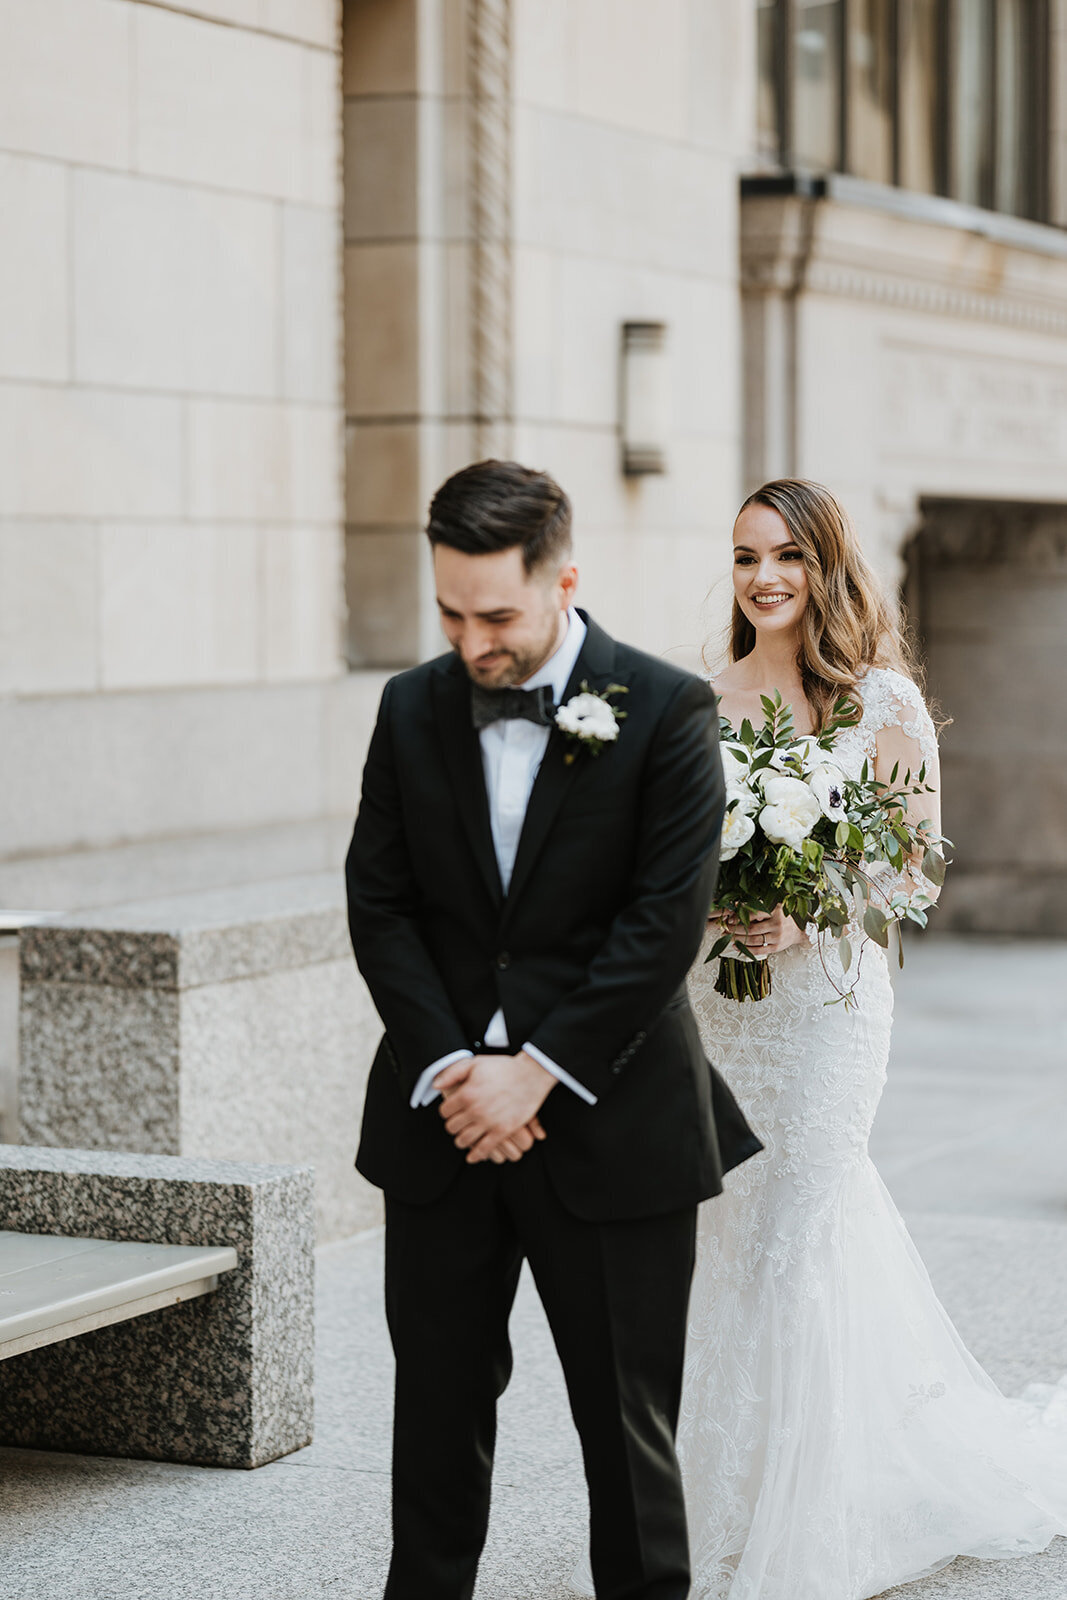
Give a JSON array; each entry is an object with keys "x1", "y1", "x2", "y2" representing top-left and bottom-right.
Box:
[{"x1": 741, "y1": 178, "x2": 1067, "y2": 338}]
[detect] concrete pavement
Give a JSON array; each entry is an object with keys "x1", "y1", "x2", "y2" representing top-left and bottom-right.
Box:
[{"x1": 1, "y1": 936, "x2": 1065, "y2": 1599}]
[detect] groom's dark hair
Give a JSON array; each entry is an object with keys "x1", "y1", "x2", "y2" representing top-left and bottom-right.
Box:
[{"x1": 426, "y1": 460, "x2": 572, "y2": 576}]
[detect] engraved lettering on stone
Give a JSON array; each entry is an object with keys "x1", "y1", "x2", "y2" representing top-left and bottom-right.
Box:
[{"x1": 884, "y1": 344, "x2": 1067, "y2": 466}]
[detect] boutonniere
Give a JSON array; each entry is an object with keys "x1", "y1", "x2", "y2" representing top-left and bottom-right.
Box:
[{"x1": 554, "y1": 682, "x2": 629, "y2": 764}]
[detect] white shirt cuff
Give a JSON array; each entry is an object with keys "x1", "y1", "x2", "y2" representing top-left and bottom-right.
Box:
[
  {"x1": 410, "y1": 1049, "x2": 473, "y2": 1109},
  {"x1": 522, "y1": 1041, "x2": 597, "y2": 1106}
]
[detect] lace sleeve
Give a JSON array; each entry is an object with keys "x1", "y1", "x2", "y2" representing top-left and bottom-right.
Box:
[{"x1": 861, "y1": 669, "x2": 941, "y2": 906}]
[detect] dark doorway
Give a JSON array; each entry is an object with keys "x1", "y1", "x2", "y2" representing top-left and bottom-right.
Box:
[{"x1": 904, "y1": 497, "x2": 1067, "y2": 936}]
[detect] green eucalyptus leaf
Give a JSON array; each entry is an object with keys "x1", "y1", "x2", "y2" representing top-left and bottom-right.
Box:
[
  {"x1": 862, "y1": 905, "x2": 889, "y2": 947},
  {"x1": 922, "y1": 849, "x2": 947, "y2": 887}
]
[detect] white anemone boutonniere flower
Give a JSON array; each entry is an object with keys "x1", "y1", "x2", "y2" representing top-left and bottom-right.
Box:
[{"x1": 555, "y1": 681, "x2": 629, "y2": 764}]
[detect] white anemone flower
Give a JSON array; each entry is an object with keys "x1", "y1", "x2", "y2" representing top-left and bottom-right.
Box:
[
  {"x1": 555, "y1": 692, "x2": 619, "y2": 742},
  {"x1": 808, "y1": 763, "x2": 848, "y2": 823},
  {"x1": 766, "y1": 735, "x2": 825, "y2": 776}
]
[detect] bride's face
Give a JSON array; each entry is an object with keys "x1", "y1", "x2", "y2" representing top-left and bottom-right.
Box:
[{"x1": 732, "y1": 504, "x2": 810, "y2": 637}]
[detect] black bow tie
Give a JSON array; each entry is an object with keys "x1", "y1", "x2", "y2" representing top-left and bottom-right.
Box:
[{"x1": 470, "y1": 683, "x2": 556, "y2": 732}]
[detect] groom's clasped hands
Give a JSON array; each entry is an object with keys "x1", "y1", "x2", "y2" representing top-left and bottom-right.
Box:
[{"x1": 434, "y1": 1051, "x2": 555, "y2": 1165}]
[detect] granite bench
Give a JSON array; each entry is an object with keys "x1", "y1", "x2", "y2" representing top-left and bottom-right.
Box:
[
  {"x1": 13, "y1": 876, "x2": 382, "y2": 1241},
  {"x1": 0, "y1": 1145, "x2": 315, "y2": 1468}
]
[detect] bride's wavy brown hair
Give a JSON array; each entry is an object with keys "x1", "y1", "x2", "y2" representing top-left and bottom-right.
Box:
[{"x1": 730, "y1": 479, "x2": 918, "y2": 731}]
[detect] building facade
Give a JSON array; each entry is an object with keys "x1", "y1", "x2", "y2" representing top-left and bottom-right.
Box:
[
  {"x1": 1, "y1": 0, "x2": 1065, "y2": 1225},
  {"x1": 2, "y1": 0, "x2": 1064, "y2": 932}
]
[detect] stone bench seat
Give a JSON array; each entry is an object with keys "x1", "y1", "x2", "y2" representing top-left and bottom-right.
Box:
[
  {"x1": 0, "y1": 1145, "x2": 314, "y2": 1468},
  {"x1": 0, "y1": 1230, "x2": 238, "y2": 1361}
]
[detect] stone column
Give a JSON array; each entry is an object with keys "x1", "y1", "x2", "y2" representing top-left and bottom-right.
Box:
[{"x1": 739, "y1": 184, "x2": 820, "y2": 492}]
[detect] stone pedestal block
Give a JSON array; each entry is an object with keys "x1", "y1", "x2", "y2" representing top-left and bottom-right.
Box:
[
  {"x1": 0, "y1": 1145, "x2": 314, "y2": 1468},
  {"x1": 17, "y1": 875, "x2": 383, "y2": 1241}
]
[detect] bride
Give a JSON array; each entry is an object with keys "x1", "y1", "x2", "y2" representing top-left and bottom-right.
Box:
[{"x1": 677, "y1": 478, "x2": 1067, "y2": 1600}]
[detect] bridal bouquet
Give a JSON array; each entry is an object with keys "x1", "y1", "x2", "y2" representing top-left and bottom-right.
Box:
[{"x1": 707, "y1": 693, "x2": 948, "y2": 1004}]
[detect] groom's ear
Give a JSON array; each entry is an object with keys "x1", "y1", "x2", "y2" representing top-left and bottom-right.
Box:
[{"x1": 556, "y1": 562, "x2": 579, "y2": 607}]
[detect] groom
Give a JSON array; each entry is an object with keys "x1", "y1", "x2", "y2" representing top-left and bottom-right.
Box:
[{"x1": 346, "y1": 460, "x2": 761, "y2": 1600}]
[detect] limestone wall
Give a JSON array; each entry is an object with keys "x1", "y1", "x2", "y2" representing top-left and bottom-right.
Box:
[
  {"x1": 508, "y1": 0, "x2": 752, "y2": 668},
  {"x1": 343, "y1": 0, "x2": 754, "y2": 677},
  {"x1": 0, "y1": 0, "x2": 347, "y2": 863}
]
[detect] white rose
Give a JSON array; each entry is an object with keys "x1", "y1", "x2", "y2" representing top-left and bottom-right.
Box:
[
  {"x1": 725, "y1": 781, "x2": 760, "y2": 817},
  {"x1": 760, "y1": 773, "x2": 819, "y2": 811},
  {"x1": 720, "y1": 808, "x2": 756, "y2": 861},
  {"x1": 720, "y1": 741, "x2": 750, "y2": 779},
  {"x1": 758, "y1": 774, "x2": 821, "y2": 848},
  {"x1": 808, "y1": 763, "x2": 848, "y2": 822},
  {"x1": 555, "y1": 692, "x2": 619, "y2": 742}
]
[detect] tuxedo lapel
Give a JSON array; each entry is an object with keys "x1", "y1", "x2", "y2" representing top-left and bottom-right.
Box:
[
  {"x1": 431, "y1": 660, "x2": 504, "y2": 908},
  {"x1": 501, "y1": 615, "x2": 628, "y2": 927}
]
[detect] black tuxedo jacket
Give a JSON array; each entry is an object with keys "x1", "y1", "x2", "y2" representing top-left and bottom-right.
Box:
[{"x1": 346, "y1": 612, "x2": 761, "y2": 1222}]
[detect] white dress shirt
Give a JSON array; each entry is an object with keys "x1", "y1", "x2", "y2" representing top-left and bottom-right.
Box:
[{"x1": 410, "y1": 607, "x2": 598, "y2": 1109}]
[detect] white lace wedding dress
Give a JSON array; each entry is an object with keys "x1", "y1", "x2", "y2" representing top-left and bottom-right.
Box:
[{"x1": 676, "y1": 667, "x2": 1067, "y2": 1600}]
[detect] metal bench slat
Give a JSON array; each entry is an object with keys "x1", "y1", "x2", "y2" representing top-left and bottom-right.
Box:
[{"x1": 0, "y1": 1231, "x2": 238, "y2": 1360}]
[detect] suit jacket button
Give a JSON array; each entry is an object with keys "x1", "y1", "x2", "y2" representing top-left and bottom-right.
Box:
[
  {"x1": 495, "y1": 951, "x2": 511, "y2": 970},
  {"x1": 473, "y1": 1041, "x2": 483, "y2": 1051}
]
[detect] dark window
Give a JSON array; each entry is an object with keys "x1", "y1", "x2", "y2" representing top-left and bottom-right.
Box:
[
  {"x1": 848, "y1": 0, "x2": 894, "y2": 184},
  {"x1": 756, "y1": 0, "x2": 1049, "y2": 222},
  {"x1": 794, "y1": 0, "x2": 844, "y2": 169},
  {"x1": 949, "y1": 0, "x2": 994, "y2": 206},
  {"x1": 897, "y1": 0, "x2": 940, "y2": 193}
]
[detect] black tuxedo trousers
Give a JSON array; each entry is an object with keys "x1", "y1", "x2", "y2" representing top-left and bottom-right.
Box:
[
  {"x1": 385, "y1": 1149, "x2": 696, "y2": 1600},
  {"x1": 346, "y1": 615, "x2": 762, "y2": 1599}
]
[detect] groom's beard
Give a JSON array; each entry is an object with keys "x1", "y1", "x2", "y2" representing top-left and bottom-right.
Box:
[{"x1": 456, "y1": 615, "x2": 562, "y2": 690}]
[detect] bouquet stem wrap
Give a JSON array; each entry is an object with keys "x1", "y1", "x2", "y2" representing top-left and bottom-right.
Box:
[{"x1": 714, "y1": 955, "x2": 772, "y2": 1003}]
